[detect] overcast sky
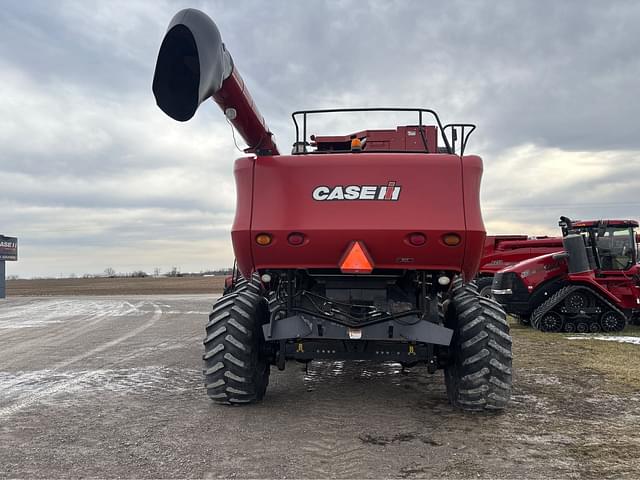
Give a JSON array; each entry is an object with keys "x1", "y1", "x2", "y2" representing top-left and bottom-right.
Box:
[{"x1": 2, "y1": 0, "x2": 640, "y2": 278}]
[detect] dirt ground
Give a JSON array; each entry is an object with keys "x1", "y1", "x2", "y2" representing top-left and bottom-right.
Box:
[
  {"x1": 7, "y1": 276, "x2": 226, "y2": 296},
  {"x1": 0, "y1": 295, "x2": 639, "y2": 479}
]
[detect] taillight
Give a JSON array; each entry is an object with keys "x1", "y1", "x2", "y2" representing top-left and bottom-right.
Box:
[
  {"x1": 407, "y1": 232, "x2": 426, "y2": 246},
  {"x1": 287, "y1": 232, "x2": 305, "y2": 246},
  {"x1": 442, "y1": 233, "x2": 461, "y2": 246},
  {"x1": 255, "y1": 233, "x2": 273, "y2": 246}
]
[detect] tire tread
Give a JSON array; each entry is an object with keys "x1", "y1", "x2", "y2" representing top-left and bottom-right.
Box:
[
  {"x1": 202, "y1": 275, "x2": 269, "y2": 405},
  {"x1": 445, "y1": 279, "x2": 513, "y2": 412}
]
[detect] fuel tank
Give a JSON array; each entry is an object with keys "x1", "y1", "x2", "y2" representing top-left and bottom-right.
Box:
[{"x1": 232, "y1": 152, "x2": 485, "y2": 279}]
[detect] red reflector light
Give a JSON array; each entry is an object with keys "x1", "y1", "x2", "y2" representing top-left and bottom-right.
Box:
[
  {"x1": 340, "y1": 241, "x2": 374, "y2": 274},
  {"x1": 287, "y1": 232, "x2": 305, "y2": 246},
  {"x1": 408, "y1": 232, "x2": 426, "y2": 246}
]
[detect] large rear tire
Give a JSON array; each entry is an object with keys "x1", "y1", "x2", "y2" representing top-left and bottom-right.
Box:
[
  {"x1": 231, "y1": 272, "x2": 263, "y2": 295},
  {"x1": 203, "y1": 285, "x2": 270, "y2": 404},
  {"x1": 444, "y1": 280, "x2": 513, "y2": 412}
]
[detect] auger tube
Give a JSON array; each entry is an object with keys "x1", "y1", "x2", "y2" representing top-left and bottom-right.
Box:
[{"x1": 152, "y1": 8, "x2": 279, "y2": 155}]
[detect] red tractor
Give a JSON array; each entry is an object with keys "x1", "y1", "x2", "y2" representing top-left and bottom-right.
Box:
[
  {"x1": 476, "y1": 235, "x2": 563, "y2": 297},
  {"x1": 152, "y1": 9, "x2": 512, "y2": 411},
  {"x1": 492, "y1": 217, "x2": 640, "y2": 332}
]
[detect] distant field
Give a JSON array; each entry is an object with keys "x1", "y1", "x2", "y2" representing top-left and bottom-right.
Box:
[{"x1": 6, "y1": 276, "x2": 225, "y2": 296}]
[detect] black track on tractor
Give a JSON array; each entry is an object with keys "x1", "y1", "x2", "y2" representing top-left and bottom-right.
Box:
[{"x1": 531, "y1": 285, "x2": 627, "y2": 333}]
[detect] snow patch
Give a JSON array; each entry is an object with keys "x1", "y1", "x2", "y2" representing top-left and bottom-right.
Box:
[
  {"x1": 510, "y1": 393, "x2": 551, "y2": 412},
  {"x1": 161, "y1": 310, "x2": 210, "y2": 315},
  {"x1": 529, "y1": 374, "x2": 562, "y2": 386},
  {"x1": 0, "y1": 299, "x2": 145, "y2": 329},
  {"x1": 0, "y1": 366, "x2": 202, "y2": 405},
  {"x1": 566, "y1": 335, "x2": 640, "y2": 345}
]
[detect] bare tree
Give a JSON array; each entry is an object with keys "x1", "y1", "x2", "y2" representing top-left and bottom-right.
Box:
[{"x1": 104, "y1": 267, "x2": 116, "y2": 278}]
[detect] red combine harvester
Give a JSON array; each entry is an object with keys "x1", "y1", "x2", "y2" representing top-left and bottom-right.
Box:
[
  {"x1": 476, "y1": 235, "x2": 563, "y2": 297},
  {"x1": 152, "y1": 8, "x2": 512, "y2": 411},
  {"x1": 492, "y1": 217, "x2": 640, "y2": 332}
]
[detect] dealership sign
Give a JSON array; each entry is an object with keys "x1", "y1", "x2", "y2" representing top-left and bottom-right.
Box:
[{"x1": 0, "y1": 235, "x2": 17, "y2": 261}]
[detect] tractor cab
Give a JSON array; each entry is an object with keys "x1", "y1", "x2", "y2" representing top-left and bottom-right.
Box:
[{"x1": 559, "y1": 217, "x2": 638, "y2": 272}]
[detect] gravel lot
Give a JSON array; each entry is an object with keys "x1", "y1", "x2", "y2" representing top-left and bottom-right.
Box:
[{"x1": 1, "y1": 295, "x2": 639, "y2": 479}]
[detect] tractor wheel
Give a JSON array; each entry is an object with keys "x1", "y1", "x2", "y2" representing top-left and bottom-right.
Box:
[
  {"x1": 563, "y1": 321, "x2": 576, "y2": 333},
  {"x1": 538, "y1": 311, "x2": 563, "y2": 332},
  {"x1": 475, "y1": 277, "x2": 494, "y2": 299},
  {"x1": 575, "y1": 320, "x2": 589, "y2": 333},
  {"x1": 202, "y1": 287, "x2": 270, "y2": 404},
  {"x1": 588, "y1": 321, "x2": 601, "y2": 333},
  {"x1": 444, "y1": 280, "x2": 512, "y2": 412},
  {"x1": 600, "y1": 310, "x2": 627, "y2": 332},
  {"x1": 565, "y1": 291, "x2": 589, "y2": 311}
]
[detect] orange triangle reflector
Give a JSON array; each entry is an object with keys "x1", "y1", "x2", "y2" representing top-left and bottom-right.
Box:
[{"x1": 340, "y1": 241, "x2": 374, "y2": 274}]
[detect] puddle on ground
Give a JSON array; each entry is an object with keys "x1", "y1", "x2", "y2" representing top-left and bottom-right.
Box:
[{"x1": 301, "y1": 360, "x2": 432, "y2": 394}]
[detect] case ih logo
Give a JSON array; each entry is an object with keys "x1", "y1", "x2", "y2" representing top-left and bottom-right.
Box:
[
  {"x1": 0, "y1": 235, "x2": 18, "y2": 261},
  {"x1": 312, "y1": 182, "x2": 401, "y2": 201}
]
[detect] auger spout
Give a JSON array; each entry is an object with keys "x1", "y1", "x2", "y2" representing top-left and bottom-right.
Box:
[{"x1": 152, "y1": 8, "x2": 279, "y2": 155}]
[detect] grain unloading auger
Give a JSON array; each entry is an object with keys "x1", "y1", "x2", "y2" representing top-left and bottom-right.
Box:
[
  {"x1": 153, "y1": 8, "x2": 512, "y2": 412},
  {"x1": 153, "y1": 9, "x2": 278, "y2": 155}
]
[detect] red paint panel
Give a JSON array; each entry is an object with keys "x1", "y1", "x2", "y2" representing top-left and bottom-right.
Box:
[
  {"x1": 313, "y1": 126, "x2": 438, "y2": 152},
  {"x1": 578, "y1": 265, "x2": 640, "y2": 309},
  {"x1": 501, "y1": 253, "x2": 569, "y2": 289},
  {"x1": 212, "y1": 69, "x2": 279, "y2": 155},
  {"x1": 572, "y1": 219, "x2": 638, "y2": 228},
  {"x1": 247, "y1": 152, "x2": 468, "y2": 272},
  {"x1": 460, "y1": 155, "x2": 485, "y2": 281},
  {"x1": 478, "y1": 235, "x2": 563, "y2": 275},
  {"x1": 231, "y1": 156, "x2": 255, "y2": 278}
]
